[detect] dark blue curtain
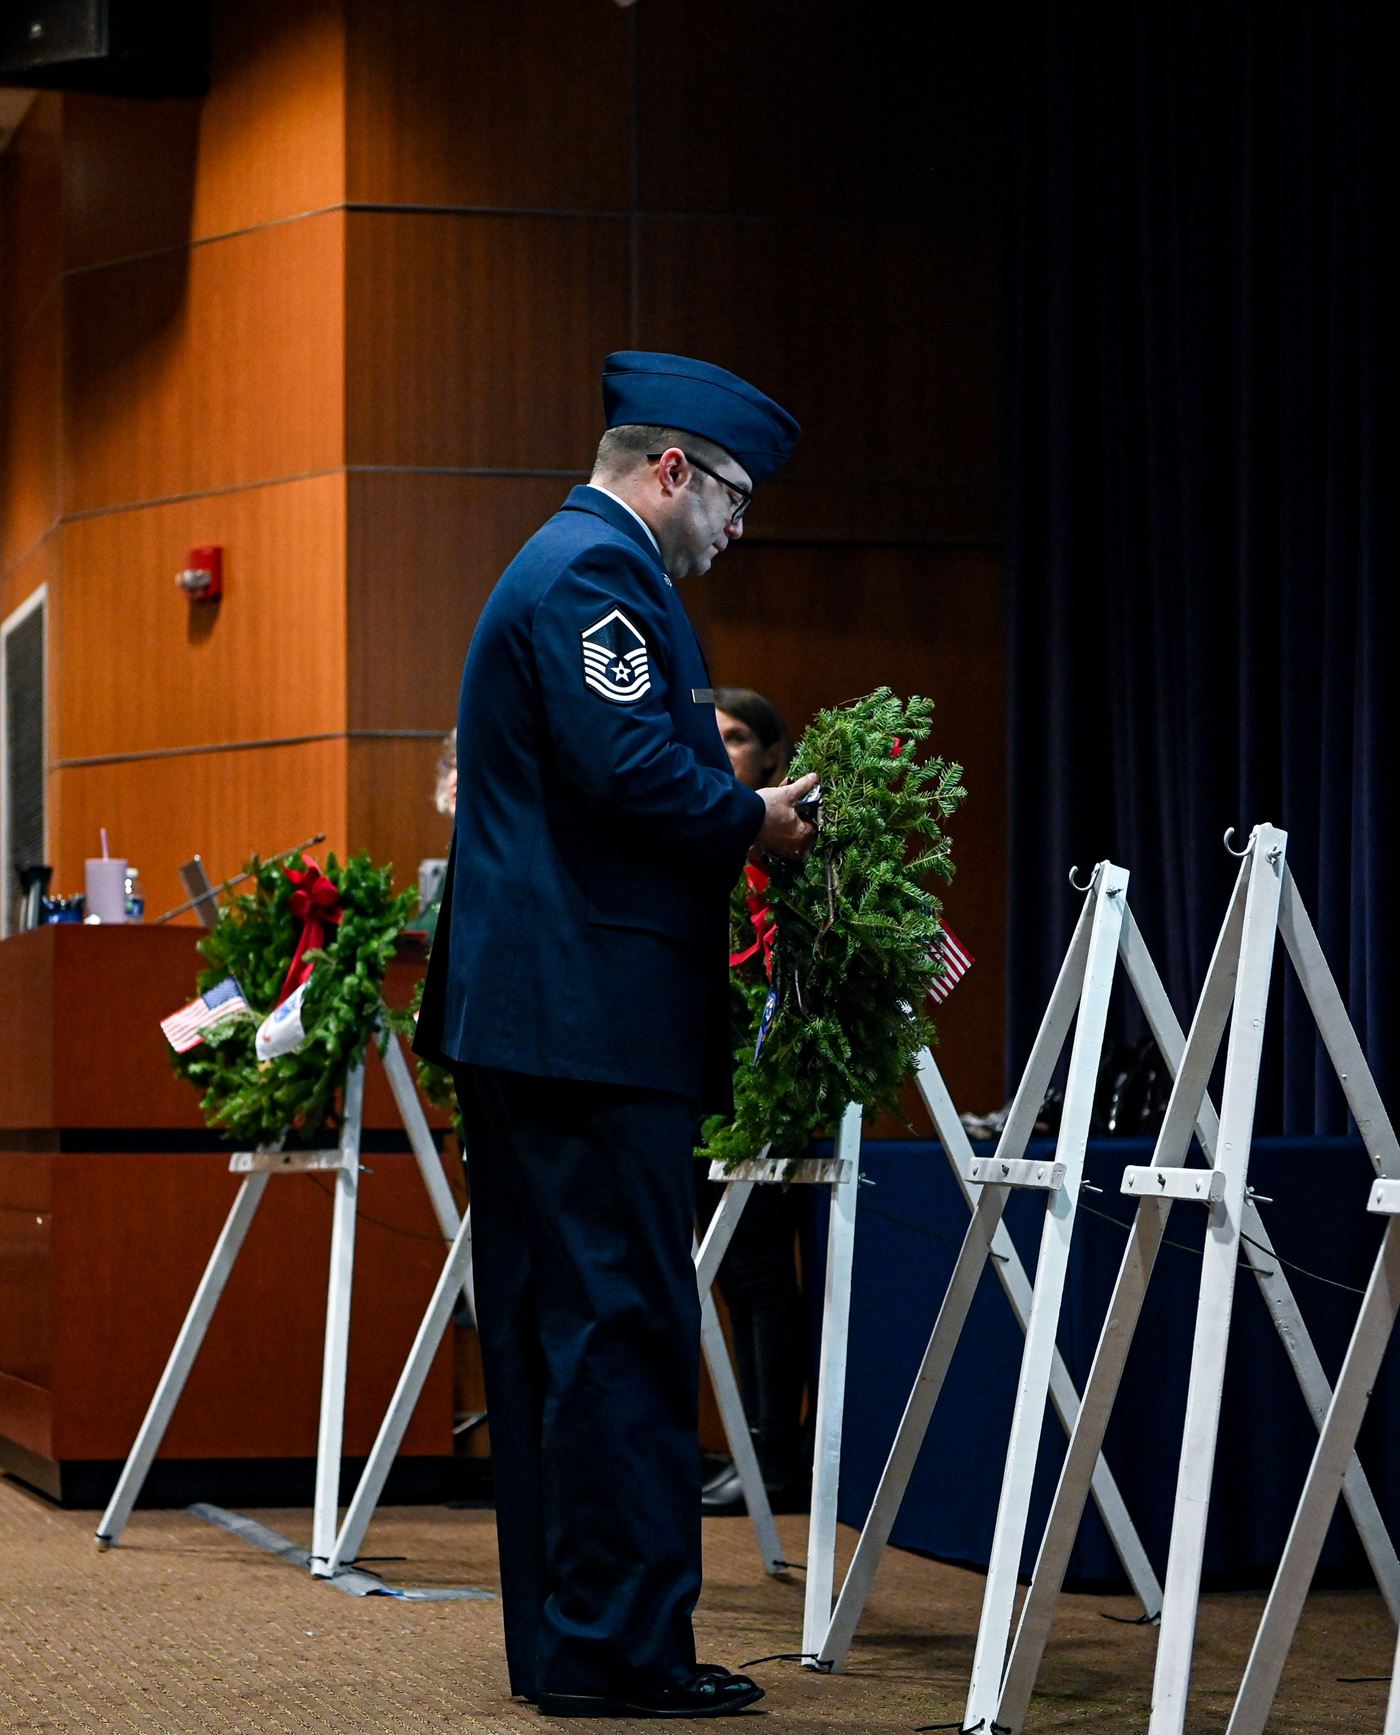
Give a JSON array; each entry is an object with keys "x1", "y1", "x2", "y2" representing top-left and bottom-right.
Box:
[{"x1": 1005, "y1": 0, "x2": 1396, "y2": 1132}]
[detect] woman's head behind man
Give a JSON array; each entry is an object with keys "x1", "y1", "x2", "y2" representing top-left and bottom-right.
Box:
[{"x1": 713, "y1": 688, "x2": 790, "y2": 791}]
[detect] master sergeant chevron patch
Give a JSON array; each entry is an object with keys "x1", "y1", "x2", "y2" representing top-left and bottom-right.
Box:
[{"x1": 581, "y1": 607, "x2": 652, "y2": 704}]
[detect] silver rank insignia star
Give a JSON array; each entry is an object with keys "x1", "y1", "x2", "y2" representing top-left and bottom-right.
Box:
[{"x1": 581, "y1": 607, "x2": 652, "y2": 704}]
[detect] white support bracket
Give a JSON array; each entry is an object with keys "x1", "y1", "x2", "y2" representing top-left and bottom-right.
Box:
[
  {"x1": 1121, "y1": 1165, "x2": 1226, "y2": 1204},
  {"x1": 720, "y1": 1156, "x2": 853, "y2": 1187},
  {"x1": 229, "y1": 1148, "x2": 348, "y2": 1174},
  {"x1": 1369, "y1": 1180, "x2": 1400, "y2": 1215},
  {"x1": 967, "y1": 1155, "x2": 1066, "y2": 1191}
]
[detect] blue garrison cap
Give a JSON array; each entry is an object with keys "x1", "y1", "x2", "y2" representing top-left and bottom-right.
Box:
[{"x1": 602, "y1": 351, "x2": 800, "y2": 487}]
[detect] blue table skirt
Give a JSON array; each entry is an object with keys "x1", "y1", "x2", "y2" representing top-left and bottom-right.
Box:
[{"x1": 803, "y1": 1136, "x2": 1394, "y2": 1590}]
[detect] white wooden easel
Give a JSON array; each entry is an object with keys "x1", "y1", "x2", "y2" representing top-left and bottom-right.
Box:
[
  {"x1": 816, "y1": 861, "x2": 1161, "y2": 1678},
  {"x1": 95, "y1": 1023, "x2": 471, "y2": 1578},
  {"x1": 696, "y1": 1049, "x2": 1156, "y2": 1662},
  {"x1": 987, "y1": 824, "x2": 1400, "y2": 1735}
]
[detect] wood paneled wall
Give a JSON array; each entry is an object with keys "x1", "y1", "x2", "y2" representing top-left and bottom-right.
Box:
[
  {"x1": 63, "y1": 214, "x2": 345, "y2": 512},
  {"x1": 57, "y1": 478, "x2": 347, "y2": 760},
  {"x1": 339, "y1": 0, "x2": 1006, "y2": 1108},
  {"x1": 2, "y1": 0, "x2": 1006, "y2": 1107},
  {"x1": 1, "y1": 94, "x2": 63, "y2": 620},
  {"x1": 2, "y1": 4, "x2": 350, "y2": 925}
]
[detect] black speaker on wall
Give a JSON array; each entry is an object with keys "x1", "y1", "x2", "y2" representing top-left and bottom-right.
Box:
[{"x1": 0, "y1": 0, "x2": 208, "y2": 97}]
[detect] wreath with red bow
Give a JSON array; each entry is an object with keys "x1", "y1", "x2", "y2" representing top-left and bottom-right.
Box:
[
  {"x1": 700, "y1": 687, "x2": 966, "y2": 1171},
  {"x1": 173, "y1": 850, "x2": 417, "y2": 1145}
]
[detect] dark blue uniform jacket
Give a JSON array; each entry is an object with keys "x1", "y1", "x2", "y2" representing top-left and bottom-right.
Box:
[{"x1": 415, "y1": 485, "x2": 765, "y2": 1111}]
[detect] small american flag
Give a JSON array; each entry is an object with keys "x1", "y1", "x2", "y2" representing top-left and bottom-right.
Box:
[
  {"x1": 161, "y1": 977, "x2": 251, "y2": 1053},
  {"x1": 927, "y1": 924, "x2": 974, "y2": 1005}
]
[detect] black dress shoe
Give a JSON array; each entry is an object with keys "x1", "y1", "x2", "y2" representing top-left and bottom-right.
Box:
[
  {"x1": 700, "y1": 1464, "x2": 746, "y2": 1516},
  {"x1": 536, "y1": 1669, "x2": 764, "y2": 1718},
  {"x1": 701, "y1": 1461, "x2": 810, "y2": 1517}
]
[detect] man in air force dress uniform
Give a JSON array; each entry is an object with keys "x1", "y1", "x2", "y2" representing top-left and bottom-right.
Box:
[{"x1": 416, "y1": 352, "x2": 815, "y2": 1719}]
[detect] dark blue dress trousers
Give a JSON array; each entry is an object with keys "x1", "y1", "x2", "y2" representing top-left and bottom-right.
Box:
[{"x1": 455, "y1": 1063, "x2": 703, "y2": 1699}]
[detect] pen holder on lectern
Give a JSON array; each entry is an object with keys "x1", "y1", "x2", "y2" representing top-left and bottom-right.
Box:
[{"x1": 15, "y1": 863, "x2": 52, "y2": 932}]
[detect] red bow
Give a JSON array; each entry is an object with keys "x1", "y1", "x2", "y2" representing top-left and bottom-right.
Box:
[
  {"x1": 276, "y1": 859, "x2": 343, "y2": 1005},
  {"x1": 728, "y1": 861, "x2": 778, "y2": 980}
]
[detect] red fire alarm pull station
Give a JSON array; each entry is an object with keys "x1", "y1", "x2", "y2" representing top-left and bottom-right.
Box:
[{"x1": 177, "y1": 545, "x2": 223, "y2": 602}]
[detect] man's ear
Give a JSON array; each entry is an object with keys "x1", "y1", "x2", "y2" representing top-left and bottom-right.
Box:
[{"x1": 655, "y1": 446, "x2": 688, "y2": 496}]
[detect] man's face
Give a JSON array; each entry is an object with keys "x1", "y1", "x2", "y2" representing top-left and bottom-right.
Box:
[{"x1": 663, "y1": 452, "x2": 753, "y2": 579}]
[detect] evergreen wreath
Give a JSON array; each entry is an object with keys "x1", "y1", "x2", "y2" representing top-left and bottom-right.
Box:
[
  {"x1": 173, "y1": 851, "x2": 418, "y2": 1147},
  {"x1": 698, "y1": 687, "x2": 966, "y2": 1170}
]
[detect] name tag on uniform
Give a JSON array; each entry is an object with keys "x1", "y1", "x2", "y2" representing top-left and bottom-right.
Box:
[{"x1": 691, "y1": 688, "x2": 716, "y2": 704}]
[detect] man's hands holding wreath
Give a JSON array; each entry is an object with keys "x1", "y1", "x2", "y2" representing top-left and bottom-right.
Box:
[{"x1": 755, "y1": 770, "x2": 820, "y2": 858}]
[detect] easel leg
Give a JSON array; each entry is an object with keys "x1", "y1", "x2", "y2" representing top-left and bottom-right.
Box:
[
  {"x1": 1386, "y1": 1629, "x2": 1400, "y2": 1735},
  {"x1": 1149, "y1": 830, "x2": 1287, "y2": 1735},
  {"x1": 328, "y1": 1208, "x2": 476, "y2": 1575},
  {"x1": 996, "y1": 1200, "x2": 1174, "y2": 1734},
  {"x1": 310, "y1": 1059, "x2": 363, "y2": 1575},
  {"x1": 816, "y1": 1177, "x2": 1010, "y2": 1669},
  {"x1": 1227, "y1": 1216, "x2": 1400, "y2": 1735},
  {"x1": 1122, "y1": 887, "x2": 1400, "y2": 1627},
  {"x1": 803, "y1": 1104, "x2": 861, "y2": 1661},
  {"x1": 699, "y1": 1289, "x2": 784, "y2": 1574},
  {"x1": 1278, "y1": 873, "x2": 1400, "y2": 1179},
  {"x1": 964, "y1": 872, "x2": 1127, "y2": 1729},
  {"x1": 692, "y1": 1183, "x2": 781, "y2": 1575},
  {"x1": 696, "y1": 1171, "x2": 758, "y2": 1296},
  {"x1": 1271, "y1": 873, "x2": 1400, "y2": 1619},
  {"x1": 1238, "y1": 1197, "x2": 1400, "y2": 1620},
  {"x1": 915, "y1": 1047, "x2": 1162, "y2": 1616},
  {"x1": 814, "y1": 882, "x2": 1115, "y2": 1671},
  {"x1": 379, "y1": 1029, "x2": 474, "y2": 1320},
  {"x1": 96, "y1": 1172, "x2": 271, "y2": 1548},
  {"x1": 994, "y1": 865, "x2": 1248, "y2": 1731}
]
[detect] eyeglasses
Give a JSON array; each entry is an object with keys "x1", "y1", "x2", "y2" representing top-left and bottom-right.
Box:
[{"x1": 647, "y1": 451, "x2": 753, "y2": 524}]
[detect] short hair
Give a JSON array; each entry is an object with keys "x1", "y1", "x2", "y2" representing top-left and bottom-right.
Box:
[
  {"x1": 713, "y1": 687, "x2": 791, "y2": 772},
  {"x1": 592, "y1": 423, "x2": 734, "y2": 481},
  {"x1": 434, "y1": 727, "x2": 457, "y2": 816}
]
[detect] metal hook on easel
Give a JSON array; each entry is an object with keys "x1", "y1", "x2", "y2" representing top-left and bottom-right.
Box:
[
  {"x1": 1225, "y1": 823, "x2": 1284, "y2": 864},
  {"x1": 1067, "y1": 863, "x2": 1100, "y2": 893}
]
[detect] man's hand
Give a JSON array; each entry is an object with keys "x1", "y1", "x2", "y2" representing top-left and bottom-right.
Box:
[{"x1": 755, "y1": 771, "x2": 820, "y2": 858}]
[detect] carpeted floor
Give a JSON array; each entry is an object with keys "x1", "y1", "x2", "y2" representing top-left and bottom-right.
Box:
[{"x1": 0, "y1": 1477, "x2": 1392, "y2": 1732}]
